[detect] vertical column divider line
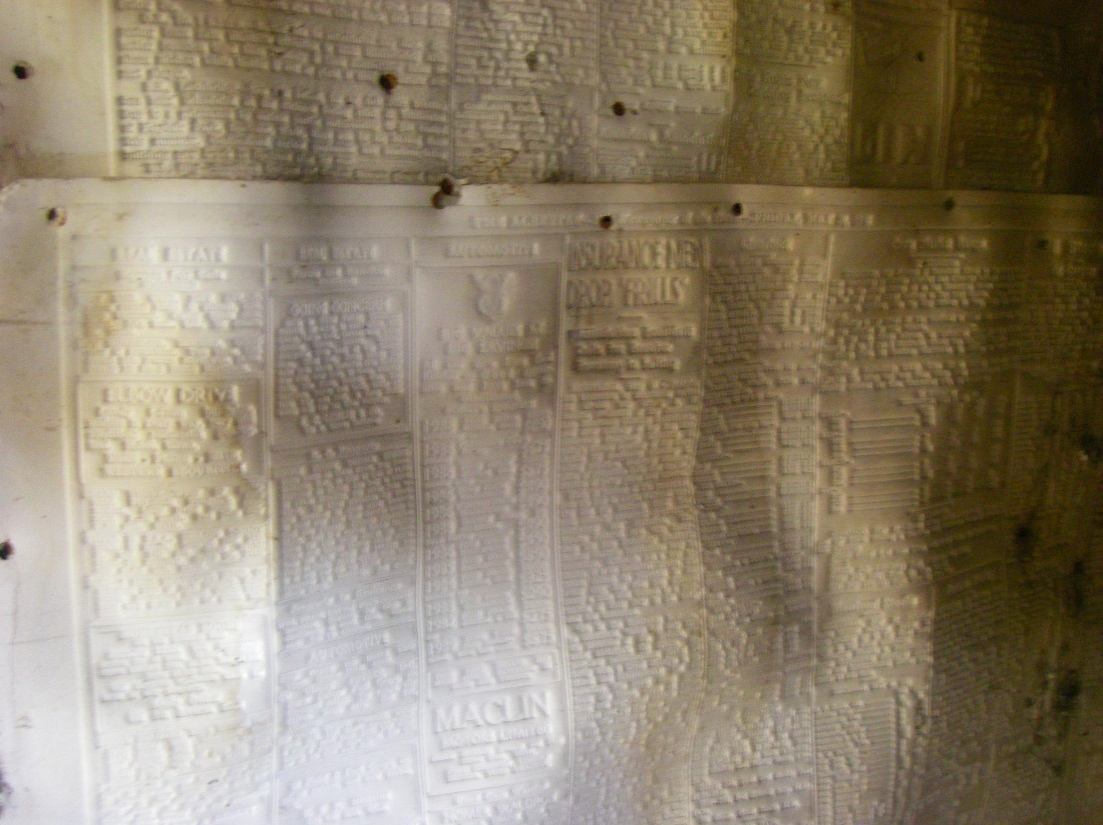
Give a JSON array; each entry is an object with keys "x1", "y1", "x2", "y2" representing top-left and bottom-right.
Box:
[
  {"x1": 57, "y1": 190, "x2": 97, "y2": 825},
  {"x1": 554, "y1": 239, "x2": 577, "y2": 825},
  {"x1": 809, "y1": 227, "x2": 837, "y2": 825},
  {"x1": 410, "y1": 235, "x2": 431, "y2": 824},
  {"x1": 102, "y1": 0, "x2": 121, "y2": 176},
  {"x1": 262, "y1": 233, "x2": 280, "y2": 825},
  {"x1": 934, "y1": 7, "x2": 957, "y2": 190},
  {"x1": 719, "y1": 2, "x2": 739, "y2": 182},
  {"x1": 844, "y1": 2, "x2": 856, "y2": 188},
  {"x1": 591, "y1": 0, "x2": 602, "y2": 180},
  {"x1": 682, "y1": 227, "x2": 714, "y2": 823},
  {"x1": 448, "y1": 1, "x2": 460, "y2": 176}
]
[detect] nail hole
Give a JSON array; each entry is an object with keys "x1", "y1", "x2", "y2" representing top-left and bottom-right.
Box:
[
  {"x1": 611, "y1": 101, "x2": 627, "y2": 117},
  {"x1": 12, "y1": 62, "x2": 33, "y2": 80},
  {"x1": 0, "y1": 542, "x2": 12, "y2": 561},
  {"x1": 47, "y1": 207, "x2": 66, "y2": 226},
  {"x1": 438, "y1": 177, "x2": 455, "y2": 196},
  {"x1": 599, "y1": 215, "x2": 613, "y2": 229},
  {"x1": 525, "y1": 52, "x2": 539, "y2": 71},
  {"x1": 943, "y1": 197, "x2": 955, "y2": 211},
  {"x1": 916, "y1": 51, "x2": 925, "y2": 62},
  {"x1": 731, "y1": 202, "x2": 743, "y2": 216},
  {"x1": 1037, "y1": 238, "x2": 1049, "y2": 250},
  {"x1": 379, "y1": 73, "x2": 398, "y2": 93}
]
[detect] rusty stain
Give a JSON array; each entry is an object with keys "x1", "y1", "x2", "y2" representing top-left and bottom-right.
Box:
[{"x1": 463, "y1": 148, "x2": 519, "y2": 182}]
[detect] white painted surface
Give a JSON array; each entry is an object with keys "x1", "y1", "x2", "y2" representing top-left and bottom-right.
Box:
[
  {"x1": 2, "y1": 2, "x2": 1103, "y2": 191},
  {"x1": 1, "y1": 180, "x2": 1102, "y2": 823}
]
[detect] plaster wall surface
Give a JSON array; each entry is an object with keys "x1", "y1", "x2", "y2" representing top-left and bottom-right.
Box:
[
  {"x1": 0, "y1": 181, "x2": 1101, "y2": 824},
  {"x1": 2, "y1": 0, "x2": 1103, "y2": 191},
  {"x1": 2, "y1": 2, "x2": 1103, "y2": 824}
]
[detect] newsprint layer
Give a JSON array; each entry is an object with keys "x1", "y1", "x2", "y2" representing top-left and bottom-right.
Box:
[
  {"x1": 3, "y1": 0, "x2": 1103, "y2": 193},
  {"x1": 1, "y1": 180, "x2": 1102, "y2": 824}
]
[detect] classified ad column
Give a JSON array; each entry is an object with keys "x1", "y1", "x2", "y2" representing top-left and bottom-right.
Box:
[
  {"x1": 70, "y1": 231, "x2": 272, "y2": 823},
  {"x1": 690, "y1": 211, "x2": 832, "y2": 825},
  {"x1": 559, "y1": 227, "x2": 708, "y2": 824},
  {"x1": 267, "y1": 232, "x2": 424, "y2": 821},
  {"x1": 415, "y1": 232, "x2": 570, "y2": 824}
]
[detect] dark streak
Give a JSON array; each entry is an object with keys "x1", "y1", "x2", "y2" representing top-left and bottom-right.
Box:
[
  {"x1": 1013, "y1": 522, "x2": 1036, "y2": 564},
  {"x1": 0, "y1": 763, "x2": 11, "y2": 816},
  {"x1": 1079, "y1": 433, "x2": 1103, "y2": 464},
  {"x1": 1068, "y1": 559, "x2": 1087, "y2": 617},
  {"x1": 1054, "y1": 670, "x2": 1081, "y2": 715}
]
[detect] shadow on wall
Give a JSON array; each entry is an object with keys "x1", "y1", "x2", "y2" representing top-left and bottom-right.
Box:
[
  {"x1": 688, "y1": 199, "x2": 1103, "y2": 824},
  {"x1": 905, "y1": 224, "x2": 1103, "y2": 824}
]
